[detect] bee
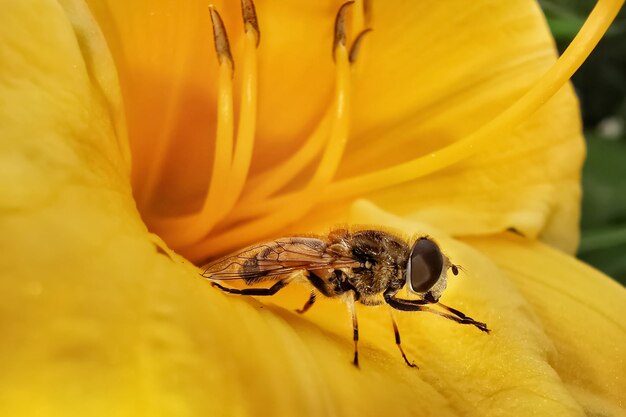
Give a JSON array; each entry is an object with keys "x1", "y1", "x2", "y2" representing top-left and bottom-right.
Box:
[{"x1": 202, "y1": 228, "x2": 489, "y2": 367}]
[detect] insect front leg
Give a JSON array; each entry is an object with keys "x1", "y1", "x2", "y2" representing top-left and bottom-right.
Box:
[
  {"x1": 384, "y1": 294, "x2": 489, "y2": 333},
  {"x1": 211, "y1": 279, "x2": 288, "y2": 296},
  {"x1": 296, "y1": 291, "x2": 316, "y2": 314},
  {"x1": 436, "y1": 302, "x2": 490, "y2": 333}
]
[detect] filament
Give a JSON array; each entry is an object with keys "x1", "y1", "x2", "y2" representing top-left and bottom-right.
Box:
[
  {"x1": 150, "y1": 6, "x2": 235, "y2": 247},
  {"x1": 186, "y1": 3, "x2": 355, "y2": 260},
  {"x1": 320, "y1": 0, "x2": 624, "y2": 202},
  {"x1": 202, "y1": 6, "x2": 234, "y2": 223},
  {"x1": 154, "y1": 0, "x2": 622, "y2": 263},
  {"x1": 239, "y1": 102, "x2": 333, "y2": 204},
  {"x1": 216, "y1": 2, "x2": 260, "y2": 220}
]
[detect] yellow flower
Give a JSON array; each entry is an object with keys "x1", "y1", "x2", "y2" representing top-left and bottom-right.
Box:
[{"x1": 1, "y1": 0, "x2": 624, "y2": 416}]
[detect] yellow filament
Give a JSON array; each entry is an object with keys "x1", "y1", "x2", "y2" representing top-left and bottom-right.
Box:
[
  {"x1": 190, "y1": 0, "x2": 621, "y2": 260},
  {"x1": 203, "y1": 59, "x2": 235, "y2": 218},
  {"x1": 225, "y1": 185, "x2": 310, "y2": 224},
  {"x1": 311, "y1": 46, "x2": 351, "y2": 185},
  {"x1": 186, "y1": 44, "x2": 352, "y2": 260},
  {"x1": 153, "y1": 54, "x2": 235, "y2": 246},
  {"x1": 219, "y1": 28, "x2": 258, "y2": 216},
  {"x1": 149, "y1": 6, "x2": 258, "y2": 247},
  {"x1": 239, "y1": 108, "x2": 332, "y2": 204},
  {"x1": 320, "y1": 0, "x2": 624, "y2": 202}
]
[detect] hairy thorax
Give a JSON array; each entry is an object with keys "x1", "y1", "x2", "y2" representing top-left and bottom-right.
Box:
[{"x1": 331, "y1": 229, "x2": 410, "y2": 303}]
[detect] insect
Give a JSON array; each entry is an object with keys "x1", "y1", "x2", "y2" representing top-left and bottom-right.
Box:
[{"x1": 202, "y1": 228, "x2": 489, "y2": 367}]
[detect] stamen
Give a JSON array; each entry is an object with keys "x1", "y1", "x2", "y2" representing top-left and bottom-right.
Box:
[
  {"x1": 311, "y1": 27, "x2": 351, "y2": 186},
  {"x1": 218, "y1": 0, "x2": 260, "y2": 220},
  {"x1": 220, "y1": 32, "x2": 372, "y2": 224},
  {"x1": 209, "y1": 6, "x2": 235, "y2": 75},
  {"x1": 199, "y1": 6, "x2": 235, "y2": 223},
  {"x1": 188, "y1": 0, "x2": 622, "y2": 259},
  {"x1": 333, "y1": 2, "x2": 354, "y2": 59},
  {"x1": 238, "y1": 109, "x2": 333, "y2": 203},
  {"x1": 351, "y1": 0, "x2": 371, "y2": 38},
  {"x1": 240, "y1": 0, "x2": 260, "y2": 46},
  {"x1": 235, "y1": 7, "x2": 372, "y2": 208},
  {"x1": 349, "y1": 28, "x2": 373, "y2": 64},
  {"x1": 186, "y1": 3, "x2": 355, "y2": 260},
  {"x1": 151, "y1": 6, "x2": 235, "y2": 246},
  {"x1": 232, "y1": 3, "x2": 356, "y2": 217},
  {"x1": 231, "y1": 2, "x2": 354, "y2": 205},
  {"x1": 321, "y1": 0, "x2": 624, "y2": 202}
]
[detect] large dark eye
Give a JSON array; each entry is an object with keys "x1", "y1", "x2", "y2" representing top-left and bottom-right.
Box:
[{"x1": 406, "y1": 238, "x2": 443, "y2": 293}]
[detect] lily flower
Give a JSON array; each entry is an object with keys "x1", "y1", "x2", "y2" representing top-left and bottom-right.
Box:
[{"x1": 1, "y1": 0, "x2": 624, "y2": 415}]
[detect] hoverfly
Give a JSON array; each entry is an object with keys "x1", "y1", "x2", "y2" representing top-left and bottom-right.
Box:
[{"x1": 202, "y1": 228, "x2": 489, "y2": 367}]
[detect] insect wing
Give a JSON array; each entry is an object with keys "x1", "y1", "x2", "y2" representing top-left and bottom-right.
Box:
[{"x1": 201, "y1": 237, "x2": 359, "y2": 281}]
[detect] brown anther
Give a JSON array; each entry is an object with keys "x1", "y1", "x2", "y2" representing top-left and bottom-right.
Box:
[
  {"x1": 333, "y1": 1, "x2": 355, "y2": 58},
  {"x1": 209, "y1": 5, "x2": 234, "y2": 76},
  {"x1": 240, "y1": 0, "x2": 260, "y2": 47},
  {"x1": 349, "y1": 28, "x2": 372, "y2": 63}
]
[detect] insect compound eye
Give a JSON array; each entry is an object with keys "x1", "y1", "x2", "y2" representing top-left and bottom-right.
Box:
[{"x1": 406, "y1": 238, "x2": 444, "y2": 293}]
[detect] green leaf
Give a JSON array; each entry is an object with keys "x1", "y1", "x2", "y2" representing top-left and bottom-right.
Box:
[{"x1": 580, "y1": 136, "x2": 626, "y2": 228}]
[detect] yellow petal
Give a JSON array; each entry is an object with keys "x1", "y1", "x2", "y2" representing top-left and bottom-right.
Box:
[
  {"x1": 3, "y1": 1, "x2": 624, "y2": 416},
  {"x1": 464, "y1": 233, "x2": 626, "y2": 414}
]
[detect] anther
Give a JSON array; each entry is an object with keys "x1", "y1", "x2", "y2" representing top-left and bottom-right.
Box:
[
  {"x1": 349, "y1": 28, "x2": 372, "y2": 63},
  {"x1": 185, "y1": 1, "x2": 356, "y2": 259},
  {"x1": 333, "y1": 1, "x2": 355, "y2": 57},
  {"x1": 209, "y1": 5, "x2": 234, "y2": 76},
  {"x1": 196, "y1": 2, "x2": 355, "y2": 238},
  {"x1": 322, "y1": 0, "x2": 625, "y2": 203},
  {"x1": 240, "y1": 0, "x2": 260, "y2": 46}
]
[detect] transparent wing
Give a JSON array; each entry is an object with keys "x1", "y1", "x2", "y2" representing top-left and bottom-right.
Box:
[{"x1": 201, "y1": 237, "x2": 359, "y2": 281}]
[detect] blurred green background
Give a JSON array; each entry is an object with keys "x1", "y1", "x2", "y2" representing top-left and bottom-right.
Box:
[{"x1": 540, "y1": 1, "x2": 626, "y2": 284}]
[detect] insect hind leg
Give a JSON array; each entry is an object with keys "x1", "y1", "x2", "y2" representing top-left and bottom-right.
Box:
[{"x1": 211, "y1": 280, "x2": 288, "y2": 296}]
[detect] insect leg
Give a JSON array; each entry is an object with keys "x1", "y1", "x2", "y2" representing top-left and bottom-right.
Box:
[
  {"x1": 296, "y1": 291, "x2": 317, "y2": 314},
  {"x1": 436, "y1": 302, "x2": 490, "y2": 333},
  {"x1": 211, "y1": 280, "x2": 287, "y2": 296},
  {"x1": 346, "y1": 292, "x2": 360, "y2": 368},
  {"x1": 385, "y1": 296, "x2": 489, "y2": 333},
  {"x1": 388, "y1": 309, "x2": 417, "y2": 368}
]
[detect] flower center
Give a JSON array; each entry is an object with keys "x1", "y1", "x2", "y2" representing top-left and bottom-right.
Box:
[
  {"x1": 140, "y1": 1, "x2": 372, "y2": 262},
  {"x1": 135, "y1": 0, "x2": 623, "y2": 264}
]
